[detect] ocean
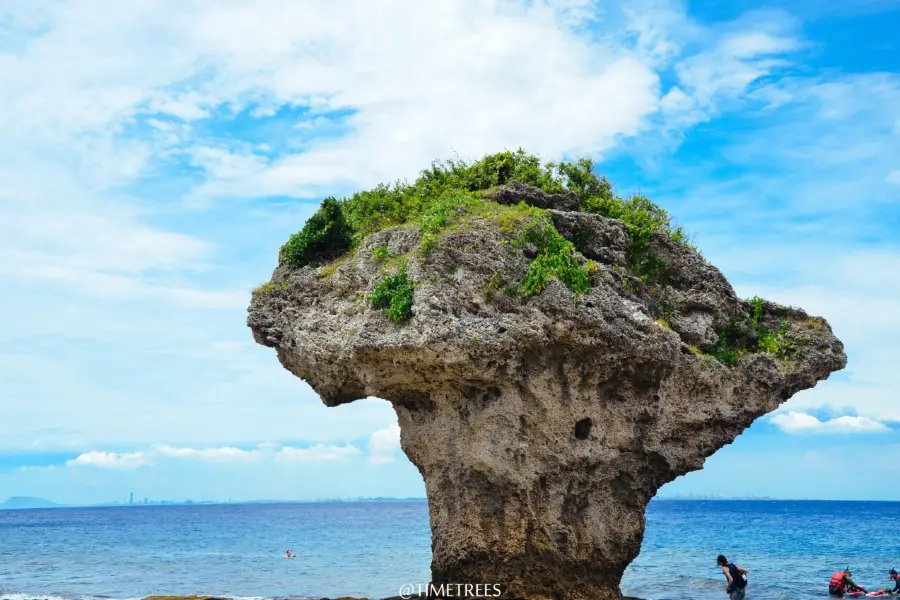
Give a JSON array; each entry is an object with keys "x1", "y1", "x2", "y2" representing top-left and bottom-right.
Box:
[{"x1": 1, "y1": 500, "x2": 897, "y2": 600}]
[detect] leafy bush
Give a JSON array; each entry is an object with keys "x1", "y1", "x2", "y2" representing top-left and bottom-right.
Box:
[
  {"x1": 518, "y1": 209, "x2": 592, "y2": 297},
  {"x1": 280, "y1": 197, "x2": 353, "y2": 269},
  {"x1": 283, "y1": 150, "x2": 691, "y2": 269},
  {"x1": 700, "y1": 297, "x2": 795, "y2": 365},
  {"x1": 372, "y1": 245, "x2": 391, "y2": 264},
  {"x1": 417, "y1": 149, "x2": 565, "y2": 197},
  {"x1": 582, "y1": 194, "x2": 680, "y2": 283},
  {"x1": 343, "y1": 183, "x2": 422, "y2": 237},
  {"x1": 339, "y1": 149, "x2": 627, "y2": 238},
  {"x1": 370, "y1": 267, "x2": 414, "y2": 323},
  {"x1": 279, "y1": 149, "x2": 700, "y2": 320}
]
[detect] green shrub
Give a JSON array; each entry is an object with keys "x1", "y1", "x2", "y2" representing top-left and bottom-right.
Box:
[
  {"x1": 519, "y1": 209, "x2": 592, "y2": 297},
  {"x1": 700, "y1": 297, "x2": 796, "y2": 365},
  {"x1": 370, "y1": 267, "x2": 414, "y2": 323},
  {"x1": 417, "y1": 149, "x2": 564, "y2": 196},
  {"x1": 553, "y1": 157, "x2": 614, "y2": 204},
  {"x1": 581, "y1": 194, "x2": 679, "y2": 283},
  {"x1": 339, "y1": 149, "x2": 625, "y2": 241},
  {"x1": 279, "y1": 149, "x2": 696, "y2": 295},
  {"x1": 343, "y1": 183, "x2": 422, "y2": 237},
  {"x1": 372, "y1": 245, "x2": 391, "y2": 264},
  {"x1": 710, "y1": 348, "x2": 738, "y2": 366},
  {"x1": 280, "y1": 197, "x2": 353, "y2": 269}
]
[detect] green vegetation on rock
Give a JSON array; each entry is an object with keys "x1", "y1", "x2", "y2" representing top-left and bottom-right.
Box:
[
  {"x1": 585, "y1": 193, "x2": 690, "y2": 283},
  {"x1": 252, "y1": 280, "x2": 287, "y2": 296},
  {"x1": 263, "y1": 150, "x2": 806, "y2": 364},
  {"x1": 280, "y1": 197, "x2": 353, "y2": 268},
  {"x1": 418, "y1": 189, "x2": 481, "y2": 256},
  {"x1": 517, "y1": 207, "x2": 592, "y2": 297},
  {"x1": 370, "y1": 266, "x2": 414, "y2": 323},
  {"x1": 372, "y1": 245, "x2": 392, "y2": 264},
  {"x1": 276, "y1": 149, "x2": 695, "y2": 320},
  {"x1": 700, "y1": 296, "x2": 796, "y2": 366}
]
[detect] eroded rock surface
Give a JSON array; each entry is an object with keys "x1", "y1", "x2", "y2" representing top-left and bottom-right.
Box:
[{"x1": 248, "y1": 184, "x2": 845, "y2": 600}]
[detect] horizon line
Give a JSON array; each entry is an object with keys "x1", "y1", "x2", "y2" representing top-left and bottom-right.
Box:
[{"x1": 4, "y1": 496, "x2": 900, "y2": 510}]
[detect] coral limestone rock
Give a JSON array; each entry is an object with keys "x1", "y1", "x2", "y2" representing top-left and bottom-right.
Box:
[{"x1": 248, "y1": 152, "x2": 846, "y2": 600}]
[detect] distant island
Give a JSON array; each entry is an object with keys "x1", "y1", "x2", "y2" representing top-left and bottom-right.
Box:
[{"x1": 1, "y1": 496, "x2": 63, "y2": 510}]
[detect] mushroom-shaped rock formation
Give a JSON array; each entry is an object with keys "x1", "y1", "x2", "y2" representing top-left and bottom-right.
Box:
[{"x1": 248, "y1": 151, "x2": 846, "y2": 600}]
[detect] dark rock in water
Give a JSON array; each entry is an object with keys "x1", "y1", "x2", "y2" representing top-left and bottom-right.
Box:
[
  {"x1": 486, "y1": 182, "x2": 580, "y2": 212},
  {"x1": 249, "y1": 174, "x2": 846, "y2": 600}
]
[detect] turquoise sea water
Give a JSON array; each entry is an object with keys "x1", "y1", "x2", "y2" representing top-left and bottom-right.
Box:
[{"x1": 1, "y1": 500, "x2": 898, "y2": 600}]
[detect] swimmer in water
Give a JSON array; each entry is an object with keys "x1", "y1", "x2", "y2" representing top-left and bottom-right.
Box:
[{"x1": 285, "y1": 550, "x2": 293, "y2": 559}]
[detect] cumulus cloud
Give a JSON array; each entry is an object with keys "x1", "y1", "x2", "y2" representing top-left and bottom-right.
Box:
[
  {"x1": 155, "y1": 445, "x2": 260, "y2": 461},
  {"x1": 770, "y1": 412, "x2": 890, "y2": 435},
  {"x1": 67, "y1": 450, "x2": 152, "y2": 469},
  {"x1": 367, "y1": 423, "x2": 402, "y2": 465},
  {"x1": 63, "y1": 443, "x2": 362, "y2": 470},
  {"x1": 276, "y1": 444, "x2": 362, "y2": 462}
]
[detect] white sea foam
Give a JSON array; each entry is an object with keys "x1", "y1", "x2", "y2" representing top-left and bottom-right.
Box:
[{"x1": 0, "y1": 594, "x2": 142, "y2": 600}]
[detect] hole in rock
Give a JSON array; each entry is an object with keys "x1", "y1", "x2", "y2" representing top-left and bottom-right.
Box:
[{"x1": 574, "y1": 418, "x2": 592, "y2": 440}]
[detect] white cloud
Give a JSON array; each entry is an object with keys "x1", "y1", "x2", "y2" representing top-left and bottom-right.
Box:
[
  {"x1": 67, "y1": 450, "x2": 151, "y2": 469},
  {"x1": 367, "y1": 423, "x2": 402, "y2": 465},
  {"x1": 62, "y1": 443, "x2": 362, "y2": 470},
  {"x1": 770, "y1": 411, "x2": 890, "y2": 435},
  {"x1": 155, "y1": 445, "x2": 260, "y2": 461},
  {"x1": 670, "y1": 11, "x2": 800, "y2": 124},
  {"x1": 659, "y1": 85, "x2": 706, "y2": 130},
  {"x1": 276, "y1": 444, "x2": 362, "y2": 462}
]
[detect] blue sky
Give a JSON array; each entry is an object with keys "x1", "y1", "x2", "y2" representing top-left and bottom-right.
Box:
[{"x1": 1, "y1": 0, "x2": 899, "y2": 505}]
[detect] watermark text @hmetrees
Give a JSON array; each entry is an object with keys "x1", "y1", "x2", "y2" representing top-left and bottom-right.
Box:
[{"x1": 398, "y1": 583, "x2": 503, "y2": 598}]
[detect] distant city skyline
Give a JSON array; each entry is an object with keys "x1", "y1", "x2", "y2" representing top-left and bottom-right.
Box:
[{"x1": 8, "y1": 493, "x2": 900, "y2": 512}]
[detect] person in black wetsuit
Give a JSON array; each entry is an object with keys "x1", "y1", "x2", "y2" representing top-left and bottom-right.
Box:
[
  {"x1": 866, "y1": 570, "x2": 900, "y2": 597},
  {"x1": 717, "y1": 554, "x2": 749, "y2": 600}
]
